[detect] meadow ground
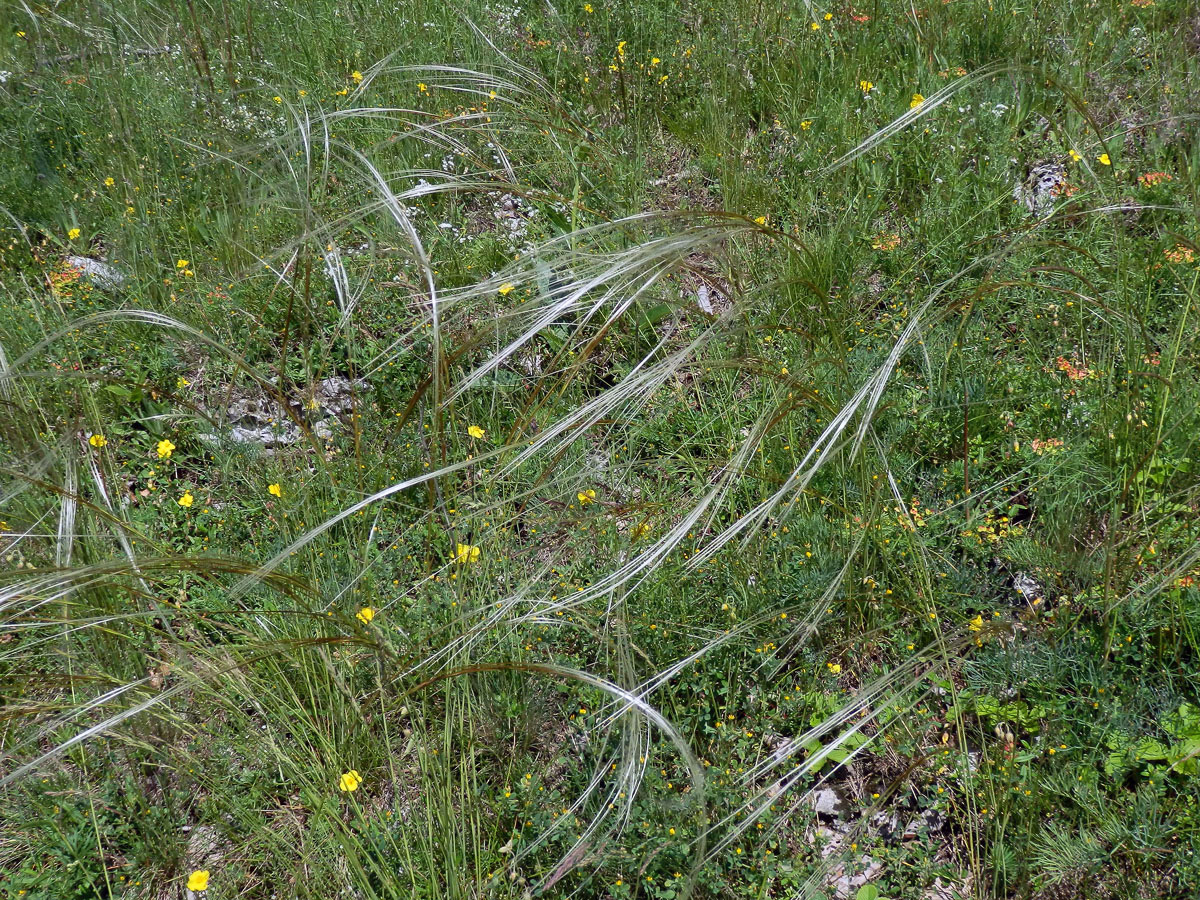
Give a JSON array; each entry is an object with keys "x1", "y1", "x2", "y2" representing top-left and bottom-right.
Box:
[{"x1": 1, "y1": 1, "x2": 1199, "y2": 898}]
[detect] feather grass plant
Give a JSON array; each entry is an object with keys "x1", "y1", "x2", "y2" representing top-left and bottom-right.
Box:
[{"x1": 3, "y1": 2, "x2": 1200, "y2": 898}]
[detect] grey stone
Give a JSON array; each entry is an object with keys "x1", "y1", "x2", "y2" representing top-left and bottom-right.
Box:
[
  {"x1": 196, "y1": 377, "x2": 363, "y2": 449},
  {"x1": 1012, "y1": 571, "x2": 1043, "y2": 605},
  {"x1": 808, "y1": 786, "x2": 846, "y2": 820},
  {"x1": 1013, "y1": 162, "x2": 1068, "y2": 217},
  {"x1": 831, "y1": 855, "x2": 884, "y2": 899},
  {"x1": 66, "y1": 255, "x2": 127, "y2": 290}
]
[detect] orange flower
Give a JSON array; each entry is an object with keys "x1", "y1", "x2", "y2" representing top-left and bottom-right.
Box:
[
  {"x1": 1137, "y1": 171, "x2": 1172, "y2": 188},
  {"x1": 1055, "y1": 357, "x2": 1091, "y2": 380}
]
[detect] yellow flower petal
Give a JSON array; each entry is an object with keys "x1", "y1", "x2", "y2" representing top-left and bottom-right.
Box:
[
  {"x1": 338, "y1": 769, "x2": 363, "y2": 792},
  {"x1": 468, "y1": 425, "x2": 485, "y2": 439},
  {"x1": 356, "y1": 607, "x2": 375, "y2": 624},
  {"x1": 268, "y1": 483, "x2": 282, "y2": 497},
  {"x1": 88, "y1": 434, "x2": 107, "y2": 448},
  {"x1": 498, "y1": 282, "x2": 516, "y2": 296},
  {"x1": 454, "y1": 543, "x2": 481, "y2": 564},
  {"x1": 187, "y1": 870, "x2": 210, "y2": 892},
  {"x1": 156, "y1": 438, "x2": 176, "y2": 459}
]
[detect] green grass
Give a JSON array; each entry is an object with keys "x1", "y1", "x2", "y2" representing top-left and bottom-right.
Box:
[{"x1": 1, "y1": 1, "x2": 1199, "y2": 898}]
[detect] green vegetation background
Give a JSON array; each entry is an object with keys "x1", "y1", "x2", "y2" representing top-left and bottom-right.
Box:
[{"x1": 1, "y1": 0, "x2": 1198, "y2": 898}]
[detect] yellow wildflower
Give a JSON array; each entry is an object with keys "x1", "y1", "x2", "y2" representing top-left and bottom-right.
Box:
[
  {"x1": 68, "y1": 228, "x2": 81, "y2": 240},
  {"x1": 578, "y1": 489, "x2": 596, "y2": 505},
  {"x1": 827, "y1": 662, "x2": 842, "y2": 675},
  {"x1": 268, "y1": 483, "x2": 282, "y2": 497},
  {"x1": 754, "y1": 215, "x2": 767, "y2": 225},
  {"x1": 176, "y1": 259, "x2": 189, "y2": 269},
  {"x1": 498, "y1": 282, "x2": 516, "y2": 296},
  {"x1": 104, "y1": 177, "x2": 115, "y2": 187},
  {"x1": 1098, "y1": 153, "x2": 1111, "y2": 166},
  {"x1": 968, "y1": 615, "x2": 984, "y2": 632},
  {"x1": 178, "y1": 491, "x2": 194, "y2": 508},
  {"x1": 88, "y1": 434, "x2": 107, "y2": 448},
  {"x1": 356, "y1": 607, "x2": 375, "y2": 624},
  {"x1": 418, "y1": 82, "x2": 428, "y2": 93},
  {"x1": 1068, "y1": 149, "x2": 1082, "y2": 162},
  {"x1": 584, "y1": 2, "x2": 593, "y2": 10},
  {"x1": 338, "y1": 770, "x2": 363, "y2": 792},
  {"x1": 351, "y1": 71, "x2": 363, "y2": 83},
  {"x1": 455, "y1": 543, "x2": 481, "y2": 564},
  {"x1": 859, "y1": 80, "x2": 873, "y2": 93},
  {"x1": 810, "y1": 21, "x2": 820, "y2": 30},
  {"x1": 631, "y1": 521, "x2": 651, "y2": 540},
  {"x1": 468, "y1": 425, "x2": 485, "y2": 439},
  {"x1": 156, "y1": 439, "x2": 176, "y2": 459},
  {"x1": 187, "y1": 871, "x2": 209, "y2": 892},
  {"x1": 910, "y1": 93, "x2": 924, "y2": 109}
]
